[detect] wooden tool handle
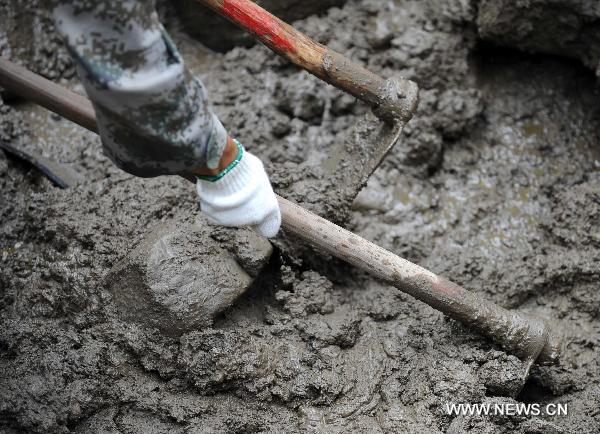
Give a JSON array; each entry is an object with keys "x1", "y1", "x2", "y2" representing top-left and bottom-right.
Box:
[
  {"x1": 0, "y1": 58, "x2": 560, "y2": 365},
  {"x1": 0, "y1": 59, "x2": 97, "y2": 133},
  {"x1": 278, "y1": 197, "x2": 561, "y2": 364},
  {"x1": 197, "y1": 0, "x2": 418, "y2": 123}
]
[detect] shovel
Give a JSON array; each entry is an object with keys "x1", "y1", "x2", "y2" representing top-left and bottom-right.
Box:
[
  {"x1": 0, "y1": 58, "x2": 562, "y2": 371},
  {"x1": 196, "y1": 0, "x2": 419, "y2": 216}
]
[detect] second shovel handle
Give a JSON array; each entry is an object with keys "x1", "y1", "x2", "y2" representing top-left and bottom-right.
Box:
[{"x1": 197, "y1": 0, "x2": 418, "y2": 123}]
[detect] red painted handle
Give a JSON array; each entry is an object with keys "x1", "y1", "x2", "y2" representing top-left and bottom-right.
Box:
[{"x1": 217, "y1": 0, "x2": 298, "y2": 54}]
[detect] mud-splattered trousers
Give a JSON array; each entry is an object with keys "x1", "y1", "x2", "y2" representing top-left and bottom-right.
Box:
[{"x1": 46, "y1": 0, "x2": 228, "y2": 177}]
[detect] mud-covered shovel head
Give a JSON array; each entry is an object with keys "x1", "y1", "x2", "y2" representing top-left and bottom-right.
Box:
[
  {"x1": 0, "y1": 139, "x2": 83, "y2": 188},
  {"x1": 339, "y1": 77, "x2": 419, "y2": 192},
  {"x1": 286, "y1": 77, "x2": 418, "y2": 221}
]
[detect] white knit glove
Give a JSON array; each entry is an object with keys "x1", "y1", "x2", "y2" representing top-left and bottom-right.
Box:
[{"x1": 196, "y1": 142, "x2": 281, "y2": 238}]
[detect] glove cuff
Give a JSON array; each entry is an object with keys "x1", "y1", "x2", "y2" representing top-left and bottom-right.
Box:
[{"x1": 196, "y1": 139, "x2": 244, "y2": 183}]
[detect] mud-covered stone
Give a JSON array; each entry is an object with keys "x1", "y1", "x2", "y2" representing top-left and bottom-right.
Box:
[
  {"x1": 477, "y1": 0, "x2": 600, "y2": 77},
  {"x1": 208, "y1": 225, "x2": 276, "y2": 277},
  {"x1": 107, "y1": 217, "x2": 272, "y2": 336},
  {"x1": 172, "y1": 0, "x2": 349, "y2": 52}
]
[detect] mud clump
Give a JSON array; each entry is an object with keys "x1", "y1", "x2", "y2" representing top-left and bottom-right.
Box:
[
  {"x1": 477, "y1": 0, "x2": 600, "y2": 77},
  {"x1": 1, "y1": 0, "x2": 600, "y2": 433},
  {"x1": 108, "y1": 217, "x2": 273, "y2": 336}
]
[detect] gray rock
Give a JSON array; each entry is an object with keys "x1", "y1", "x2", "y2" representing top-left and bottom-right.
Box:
[
  {"x1": 107, "y1": 217, "x2": 273, "y2": 336},
  {"x1": 0, "y1": 149, "x2": 7, "y2": 176},
  {"x1": 477, "y1": 0, "x2": 600, "y2": 77},
  {"x1": 172, "y1": 0, "x2": 348, "y2": 52}
]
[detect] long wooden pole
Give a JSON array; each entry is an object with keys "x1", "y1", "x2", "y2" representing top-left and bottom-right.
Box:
[
  {"x1": 0, "y1": 58, "x2": 561, "y2": 365},
  {"x1": 196, "y1": 0, "x2": 418, "y2": 124}
]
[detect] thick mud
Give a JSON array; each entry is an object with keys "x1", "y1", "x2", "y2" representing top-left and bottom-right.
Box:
[{"x1": 1, "y1": 0, "x2": 599, "y2": 433}]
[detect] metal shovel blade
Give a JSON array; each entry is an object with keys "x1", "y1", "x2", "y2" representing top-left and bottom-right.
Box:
[
  {"x1": 337, "y1": 110, "x2": 405, "y2": 190},
  {"x1": 288, "y1": 75, "x2": 418, "y2": 220},
  {"x1": 287, "y1": 108, "x2": 408, "y2": 222},
  {"x1": 0, "y1": 139, "x2": 84, "y2": 188}
]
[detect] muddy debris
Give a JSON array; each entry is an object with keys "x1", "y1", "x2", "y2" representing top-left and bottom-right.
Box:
[{"x1": 1, "y1": 0, "x2": 600, "y2": 433}]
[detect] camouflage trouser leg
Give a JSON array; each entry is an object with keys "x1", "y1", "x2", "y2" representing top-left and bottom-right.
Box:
[{"x1": 46, "y1": 0, "x2": 228, "y2": 177}]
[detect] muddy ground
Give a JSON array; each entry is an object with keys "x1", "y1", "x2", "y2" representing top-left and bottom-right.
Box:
[{"x1": 1, "y1": 0, "x2": 599, "y2": 433}]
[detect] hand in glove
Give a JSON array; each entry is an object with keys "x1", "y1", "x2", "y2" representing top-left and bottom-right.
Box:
[{"x1": 196, "y1": 139, "x2": 281, "y2": 238}]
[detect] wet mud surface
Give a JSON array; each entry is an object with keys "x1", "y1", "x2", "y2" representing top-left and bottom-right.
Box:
[{"x1": 1, "y1": 1, "x2": 600, "y2": 432}]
